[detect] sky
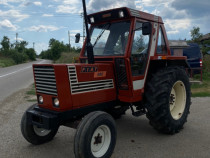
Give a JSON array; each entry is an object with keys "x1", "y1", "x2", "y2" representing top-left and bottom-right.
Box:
[{"x1": 0, "y1": 0, "x2": 209, "y2": 54}]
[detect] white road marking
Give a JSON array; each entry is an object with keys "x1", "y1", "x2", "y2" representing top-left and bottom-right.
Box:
[{"x1": 0, "y1": 60, "x2": 45, "y2": 78}]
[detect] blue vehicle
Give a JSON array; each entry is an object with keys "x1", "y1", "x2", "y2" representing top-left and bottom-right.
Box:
[
  {"x1": 171, "y1": 43, "x2": 202, "y2": 74},
  {"x1": 184, "y1": 43, "x2": 202, "y2": 69}
]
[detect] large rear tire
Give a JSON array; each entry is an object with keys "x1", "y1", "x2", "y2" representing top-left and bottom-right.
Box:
[
  {"x1": 145, "y1": 67, "x2": 191, "y2": 134},
  {"x1": 74, "y1": 111, "x2": 116, "y2": 158},
  {"x1": 21, "y1": 104, "x2": 59, "y2": 145}
]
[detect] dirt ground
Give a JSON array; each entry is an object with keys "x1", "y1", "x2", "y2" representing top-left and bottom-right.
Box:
[{"x1": 0, "y1": 87, "x2": 210, "y2": 158}]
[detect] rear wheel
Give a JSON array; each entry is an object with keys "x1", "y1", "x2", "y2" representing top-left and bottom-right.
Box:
[
  {"x1": 21, "y1": 104, "x2": 59, "y2": 145},
  {"x1": 170, "y1": 81, "x2": 186, "y2": 120},
  {"x1": 145, "y1": 67, "x2": 191, "y2": 134},
  {"x1": 74, "y1": 111, "x2": 116, "y2": 158}
]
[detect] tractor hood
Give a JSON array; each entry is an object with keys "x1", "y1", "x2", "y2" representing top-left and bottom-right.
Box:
[{"x1": 33, "y1": 63, "x2": 116, "y2": 112}]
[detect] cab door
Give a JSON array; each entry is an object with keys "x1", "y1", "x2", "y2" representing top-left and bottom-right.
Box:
[{"x1": 130, "y1": 21, "x2": 151, "y2": 94}]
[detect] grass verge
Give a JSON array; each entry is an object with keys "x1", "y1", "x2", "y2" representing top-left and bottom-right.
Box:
[
  {"x1": 191, "y1": 79, "x2": 210, "y2": 97},
  {"x1": 25, "y1": 84, "x2": 37, "y2": 102},
  {"x1": 0, "y1": 56, "x2": 16, "y2": 68},
  {"x1": 192, "y1": 92, "x2": 210, "y2": 97},
  {"x1": 55, "y1": 52, "x2": 80, "y2": 64},
  {"x1": 191, "y1": 55, "x2": 210, "y2": 97}
]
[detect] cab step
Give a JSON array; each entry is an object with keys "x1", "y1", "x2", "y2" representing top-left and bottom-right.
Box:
[{"x1": 130, "y1": 106, "x2": 146, "y2": 117}]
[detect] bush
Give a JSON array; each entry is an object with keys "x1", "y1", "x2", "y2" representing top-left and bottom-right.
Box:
[
  {"x1": 50, "y1": 41, "x2": 68, "y2": 61},
  {"x1": 39, "y1": 38, "x2": 80, "y2": 61},
  {"x1": 55, "y1": 52, "x2": 80, "y2": 64},
  {"x1": 11, "y1": 51, "x2": 28, "y2": 64},
  {"x1": 25, "y1": 48, "x2": 36, "y2": 61},
  {"x1": 203, "y1": 55, "x2": 210, "y2": 73},
  {"x1": 0, "y1": 56, "x2": 16, "y2": 67},
  {"x1": 0, "y1": 36, "x2": 38, "y2": 66},
  {"x1": 40, "y1": 50, "x2": 52, "y2": 59}
]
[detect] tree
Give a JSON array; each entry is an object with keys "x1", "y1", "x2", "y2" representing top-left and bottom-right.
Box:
[
  {"x1": 51, "y1": 40, "x2": 67, "y2": 60},
  {"x1": 201, "y1": 39, "x2": 210, "y2": 56},
  {"x1": 0, "y1": 36, "x2": 10, "y2": 56},
  {"x1": 1, "y1": 36, "x2": 10, "y2": 50},
  {"x1": 39, "y1": 38, "x2": 68, "y2": 61},
  {"x1": 25, "y1": 48, "x2": 36, "y2": 60},
  {"x1": 0, "y1": 36, "x2": 36, "y2": 64},
  {"x1": 39, "y1": 38, "x2": 81, "y2": 60},
  {"x1": 49, "y1": 38, "x2": 57, "y2": 48},
  {"x1": 190, "y1": 27, "x2": 203, "y2": 43},
  {"x1": 39, "y1": 50, "x2": 52, "y2": 59},
  {"x1": 10, "y1": 49, "x2": 28, "y2": 64},
  {"x1": 16, "y1": 41, "x2": 28, "y2": 53}
]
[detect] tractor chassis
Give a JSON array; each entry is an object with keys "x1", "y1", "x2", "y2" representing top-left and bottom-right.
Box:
[{"x1": 26, "y1": 101, "x2": 116, "y2": 130}]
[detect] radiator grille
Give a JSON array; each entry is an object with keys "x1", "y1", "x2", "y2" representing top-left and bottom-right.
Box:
[
  {"x1": 34, "y1": 66, "x2": 57, "y2": 96},
  {"x1": 68, "y1": 66, "x2": 114, "y2": 94}
]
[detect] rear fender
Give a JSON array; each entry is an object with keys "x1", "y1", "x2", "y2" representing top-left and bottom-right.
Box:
[{"x1": 146, "y1": 59, "x2": 190, "y2": 83}]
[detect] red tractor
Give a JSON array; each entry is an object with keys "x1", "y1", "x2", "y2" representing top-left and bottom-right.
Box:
[{"x1": 21, "y1": 1, "x2": 191, "y2": 158}]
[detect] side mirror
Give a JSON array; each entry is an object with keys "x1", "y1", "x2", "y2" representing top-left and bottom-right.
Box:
[
  {"x1": 75, "y1": 33, "x2": 81, "y2": 43},
  {"x1": 142, "y1": 22, "x2": 152, "y2": 35}
]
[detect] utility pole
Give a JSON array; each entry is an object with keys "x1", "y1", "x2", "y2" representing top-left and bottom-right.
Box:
[
  {"x1": 33, "y1": 42, "x2": 35, "y2": 50},
  {"x1": 16, "y1": 33, "x2": 18, "y2": 46},
  {"x1": 68, "y1": 31, "x2": 71, "y2": 53}
]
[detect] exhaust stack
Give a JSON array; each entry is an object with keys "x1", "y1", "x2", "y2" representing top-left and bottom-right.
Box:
[{"x1": 82, "y1": 0, "x2": 94, "y2": 64}]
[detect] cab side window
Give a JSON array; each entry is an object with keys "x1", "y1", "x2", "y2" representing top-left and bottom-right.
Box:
[
  {"x1": 157, "y1": 26, "x2": 167, "y2": 54},
  {"x1": 130, "y1": 22, "x2": 150, "y2": 76}
]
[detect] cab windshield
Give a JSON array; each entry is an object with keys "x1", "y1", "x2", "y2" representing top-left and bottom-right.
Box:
[{"x1": 85, "y1": 21, "x2": 131, "y2": 56}]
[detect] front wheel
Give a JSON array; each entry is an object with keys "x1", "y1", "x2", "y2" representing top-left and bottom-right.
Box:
[
  {"x1": 74, "y1": 111, "x2": 116, "y2": 158},
  {"x1": 145, "y1": 67, "x2": 191, "y2": 134},
  {"x1": 20, "y1": 105, "x2": 59, "y2": 145}
]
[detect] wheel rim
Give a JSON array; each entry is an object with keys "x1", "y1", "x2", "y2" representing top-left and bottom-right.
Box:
[
  {"x1": 169, "y1": 81, "x2": 186, "y2": 120},
  {"x1": 33, "y1": 125, "x2": 51, "y2": 136},
  {"x1": 91, "y1": 125, "x2": 111, "y2": 157}
]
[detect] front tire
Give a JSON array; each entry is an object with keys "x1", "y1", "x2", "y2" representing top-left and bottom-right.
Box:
[
  {"x1": 145, "y1": 67, "x2": 191, "y2": 134},
  {"x1": 74, "y1": 111, "x2": 116, "y2": 158},
  {"x1": 21, "y1": 104, "x2": 59, "y2": 145}
]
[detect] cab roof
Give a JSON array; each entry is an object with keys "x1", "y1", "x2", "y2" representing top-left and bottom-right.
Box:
[{"x1": 87, "y1": 7, "x2": 163, "y2": 24}]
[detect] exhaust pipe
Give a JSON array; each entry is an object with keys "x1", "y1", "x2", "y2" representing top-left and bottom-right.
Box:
[{"x1": 82, "y1": 0, "x2": 95, "y2": 64}]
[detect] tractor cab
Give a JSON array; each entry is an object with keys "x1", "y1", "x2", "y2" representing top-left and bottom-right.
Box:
[{"x1": 77, "y1": 7, "x2": 169, "y2": 102}]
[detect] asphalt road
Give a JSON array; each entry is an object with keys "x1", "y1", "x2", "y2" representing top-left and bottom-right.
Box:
[
  {"x1": 0, "y1": 59, "x2": 50, "y2": 102},
  {"x1": 0, "y1": 87, "x2": 209, "y2": 158}
]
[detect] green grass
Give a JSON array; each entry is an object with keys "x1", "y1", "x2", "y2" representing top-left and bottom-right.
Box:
[
  {"x1": 191, "y1": 81, "x2": 210, "y2": 97},
  {"x1": 25, "y1": 84, "x2": 37, "y2": 102},
  {"x1": 26, "y1": 85, "x2": 36, "y2": 95},
  {"x1": 0, "y1": 56, "x2": 16, "y2": 67},
  {"x1": 191, "y1": 55, "x2": 210, "y2": 97},
  {"x1": 55, "y1": 52, "x2": 80, "y2": 64},
  {"x1": 27, "y1": 99, "x2": 37, "y2": 102},
  {"x1": 192, "y1": 92, "x2": 210, "y2": 97}
]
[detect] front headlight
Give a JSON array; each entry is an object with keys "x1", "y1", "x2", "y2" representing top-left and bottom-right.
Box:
[
  {"x1": 38, "y1": 95, "x2": 43, "y2": 104},
  {"x1": 53, "y1": 98, "x2": 59, "y2": 107}
]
